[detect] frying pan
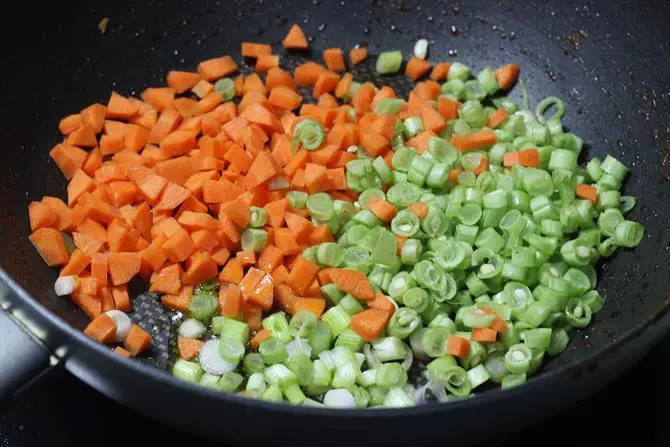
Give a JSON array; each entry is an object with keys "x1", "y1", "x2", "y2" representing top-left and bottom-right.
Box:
[{"x1": 1, "y1": 0, "x2": 669, "y2": 444}]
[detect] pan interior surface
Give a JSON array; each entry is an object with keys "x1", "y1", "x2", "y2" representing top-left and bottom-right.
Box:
[{"x1": 1, "y1": 0, "x2": 669, "y2": 384}]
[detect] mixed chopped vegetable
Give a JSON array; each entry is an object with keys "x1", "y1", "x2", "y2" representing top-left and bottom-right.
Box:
[{"x1": 27, "y1": 23, "x2": 644, "y2": 408}]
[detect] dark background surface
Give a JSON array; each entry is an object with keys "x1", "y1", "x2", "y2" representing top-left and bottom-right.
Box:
[{"x1": 2, "y1": 335, "x2": 668, "y2": 446}]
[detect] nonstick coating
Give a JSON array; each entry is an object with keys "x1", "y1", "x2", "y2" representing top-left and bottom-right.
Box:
[{"x1": 1, "y1": 0, "x2": 669, "y2": 444}]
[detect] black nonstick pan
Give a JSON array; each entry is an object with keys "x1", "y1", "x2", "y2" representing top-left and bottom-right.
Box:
[{"x1": 1, "y1": 0, "x2": 669, "y2": 445}]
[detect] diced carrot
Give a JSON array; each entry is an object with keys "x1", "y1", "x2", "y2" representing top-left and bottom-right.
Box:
[
  {"x1": 349, "y1": 47, "x2": 368, "y2": 65},
  {"x1": 450, "y1": 130, "x2": 497, "y2": 152},
  {"x1": 256, "y1": 245, "x2": 283, "y2": 273},
  {"x1": 244, "y1": 151, "x2": 282, "y2": 190},
  {"x1": 183, "y1": 252, "x2": 218, "y2": 285},
  {"x1": 351, "y1": 309, "x2": 390, "y2": 341},
  {"x1": 446, "y1": 335, "x2": 471, "y2": 358},
  {"x1": 405, "y1": 130, "x2": 436, "y2": 154},
  {"x1": 263, "y1": 198, "x2": 286, "y2": 229},
  {"x1": 123, "y1": 324, "x2": 152, "y2": 356},
  {"x1": 198, "y1": 56, "x2": 238, "y2": 81},
  {"x1": 285, "y1": 255, "x2": 319, "y2": 296},
  {"x1": 239, "y1": 267, "x2": 266, "y2": 301},
  {"x1": 319, "y1": 268, "x2": 343, "y2": 287},
  {"x1": 49, "y1": 144, "x2": 88, "y2": 180},
  {"x1": 167, "y1": 71, "x2": 201, "y2": 94},
  {"x1": 256, "y1": 54, "x2": 279, "y2": 73},
  {"x1": 323, "y1": 48, "x2": 346, "y2": 72},
  {"x1": 108, "y1": 284, "x2": 130, "y2": 312},
  {"x1": 266, "y1": 67, "x2": 295, "y2": 91},
  {"x1": 242, "y1": 42, "x2": 273, "y2": 58},
  {"x1": 80, "y1": 103, "x2": 107, "y2": 133},
  {"x1": 59, "y1": 114, "x2": 83, "y2": 135},
  {"x1": 491, "y1": 318, "x2": 508, "y2": 334},
  {"x1": 283, "y1": 24, "x2": 309, "y2": 49},
  {"x1": 192, "y1": 79, "x2": 214, "y2": 98},
  {"x1": 274, "y1": 284, "x2": 297, "y2": 314},
  {"x1": 163, "y1": 230, "x2": 195, "y2": 263},
  {"x1": 271, "y1": 265, "x2": 289, "y2": 284},
  {"x1": 367, "y1": 292, "x2": 395, "y2": 316},
  {"x1": 249, "y1": 275, "x2": 274, "y2": 310},
  {"x1": 28, "y1": 201, "x2": 59, "y2": 231},
  {"x1": 126, "y1": 163, "x2": 168, "y2": 203},
  {"x1": 161, "y1": 285, "x2": 193, "y2": 312},
  {"x1": 106, "y1": 92, "x2": 139, "y2": 120},
  {"x1": 219, "y1": 258, "x2": 244, "y2": 284},
  {"x1": 217, "y1": 283, "x2": 241, "y2": 317},
  {"x1": 243, "y1": 304, "x2": 263, "y2": 330},
  {"x1": 473, "y1": 157, "x2": 489, "y2": 175},
  {"x1": 250, "y1": 328, "x2": 272, "y2": 349},
  {"x1": 334, "y1": 73, "x2": 353, "y2": 100},
  {"x1": 97, "y1": 285, "x2": 115, "y2": 312},
  {"x1": 472, "y1": 327, "x2": 498, "y2": 343},
  {"x1": 113, "y1": 347, "x2": 131, "y2": 357},
  {"x1": 407, "y1": 202, "x2": 429, "y2": 219},
  {"x1": 242, "y1": 73, "x2": 268, "y2": 95},
  {"x1": 406, "y1": 56, "x2": 432, "y2": 81},
  {"x1": 60, "y1": 249, "x2": 91, "y2": 277},
  {"x1": 318, "y1": 93, "x2": 338, "y2": 108},
  {"x1": 42, "y1": 196, "x2": 74, "y2": 232},
  {"x1": 191, "y1": 229, "x2": 219, "y2": 253},
  {"x1": 294, "y1": 62, "x2": 326, "y2": 86},
  {"x1": 303, "y1": 163, "x2": 329, "y2": 193},
  {"x1": 576, "y1": 184, "x2": 598, "y2": 205},
  {"x1": 284, "y1": 212, "x2": 314, "y2": 242},
  {"x1": 223, "y1": 142, "x2": 253, "y2": 172},
  {"x1": 150, "y1": 263, "x2": 182, "y2": 294},
  {"x1": 365, "y1": 196, "x2": 397, "y2": 223},
  {"x1": 503, "y1": 149, "x2": 541, "y2": 168},
  {"x1": 29, "y1": 228, "x2": 69, "y2": 266},
  {"x1": 430, "y1": 62, "x2": 451, "y2": 81},
  {"x1": 142, "y1": 87, "x2": 176, "y2": 111},
  {"x1": 178, "y1": 336, "x2": 204, "y2": 360},
  {"x1": 496, "y1": 63, "x2": 520, "y2": 90},
  {"x1": 313, "y1": 71, "x2": 340, "y2": 98},
  {"x1": 269, "y1": 86, "x2": 303, "y2": 110},
  {"x1": 237, "y1": 250, "x2": 257, "y2": 267},
  {"x1": 84, "y1": 314, "x2": 117, "y2": 344},
  {"x1": 328, "y1": 269, "x2": 375, "y2": 300},
  {"x1": 221, "y1": 197, "x2": 250, "y2": 228},
  {"x1": 360, "y1": 133, "x2": 389, "y2": 157},
  {"x1": 78, "y1": 276, "x2": 100, "y2": 296},
  {"x1": 437, "y1": 97, "x2": 460, "y2": 121},
  {"x1": 107, "y1": 252, "x2": 141, "y2": 286},
  {"x1": 90, "y1": 253, "x2": 108, "y2": 288},
  {"x1": 293, "y1": 297, "x2": 326, "y2": 318},
  {"x1": 421, "y1": 106, "x2": 446, "y2": 133},
  {"x1": 487, "y1": 107, "x2": 509, "y2": 129},
  {"x1": 307, "y1": 225, "x2": 334, "y2": 246}
]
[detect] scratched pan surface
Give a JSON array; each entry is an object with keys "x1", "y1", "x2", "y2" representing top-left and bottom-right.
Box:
[{"x1": 0, "y1": 0, "x2": 669, "y2": 445}]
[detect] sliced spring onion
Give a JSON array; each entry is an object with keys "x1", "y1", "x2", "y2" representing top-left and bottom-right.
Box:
[
  {"x1": 292, "y1": 119, "x2": 325, "y2": 151},
  {"x1": 376, "y1": 51, "x2": 403, "y2": 74},
  {"x1": 214, "y1": 78, "x2": 235, "y2": 101}
]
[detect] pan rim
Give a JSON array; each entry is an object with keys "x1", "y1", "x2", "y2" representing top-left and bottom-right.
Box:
[{"x1": 2, "y1": 266, "x2": 669, "y2": 417}]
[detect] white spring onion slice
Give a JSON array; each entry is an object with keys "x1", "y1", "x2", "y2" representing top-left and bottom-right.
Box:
[
  {"x1": 199, "y1": 338, "x2": 237, "y2": 375},
  {"x1": 286, "y1": 338, "x2": 312, "y2": 359},
  {"x1": 414, "y1": 38, "x2": 428, "y2": 60},
  {"x1": 323, "y1": 389, "x2": 356, "y2": 408},
  {"x1": 104, "y1": 310, "x2": 132, "y2": 342},
  {"x1": 178, "y1": 318, "x2": 206, "y2": 339},
  {"x1": 54, "y1": 276, "x2": 78, "y2": 296}
]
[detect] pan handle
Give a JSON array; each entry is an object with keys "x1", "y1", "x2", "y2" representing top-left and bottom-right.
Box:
[{"x1": 0, "y1": 307, "x2": 52, "y2": 403}]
